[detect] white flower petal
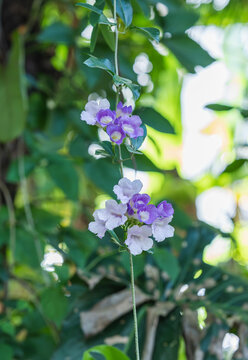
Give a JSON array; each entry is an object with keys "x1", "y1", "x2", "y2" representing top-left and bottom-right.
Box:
[
  {"x1": 152, "y1": 218, "x2": 175, "y2": 242},
  {"x1": 113, "y1": 177, "x2": 143, "y2": 204},
  {"x1": 80, "y1": 111, "x2": 96, "y2": 125}
]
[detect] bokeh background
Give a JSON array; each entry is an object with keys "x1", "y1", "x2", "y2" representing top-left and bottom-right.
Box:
[{"x1": 0, "y1": 0, "x2": 248, "y2": 359}]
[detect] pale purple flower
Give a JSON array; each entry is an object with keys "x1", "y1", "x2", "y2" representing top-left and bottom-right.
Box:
[
  {"x1": 88, "y1": 209, "x2": 107, "y2": 238},
  {"x1": 113, "y1": 177, "x2": 143, "y2": 204},
  {"x1": 120, "y1": 115, "x2": 144, "y2": 138},
  {"x1": 125, "y1": 225, "x2": 153, "y2": 255},
  {"x1": 96, "y1": 109, "x2": 116, "y2": 127},
  {"x1": 106, "y1": 124, "x2": 125, "y2": 145},
  {"x1": 80, "y1": 98, "x2": 110, "y2": 125},
  {"x1": 116, "y1": 102, "x2": 132, "y2": 118},
  {"x1": 131, "y1": 193, "x2": 151, "y2": 209},
  {"x1": 137, "y1": 204, "x2": 158, "y2": 224},
  {"x1": 98, "y1": 199, "x2": 127, "y2": 230},
  {"x1": 157, "y1": 201, "x2": 174, "y2": 218},
  {"x1": 152, "y1": 216, "x2": 174, "y2": 242}
]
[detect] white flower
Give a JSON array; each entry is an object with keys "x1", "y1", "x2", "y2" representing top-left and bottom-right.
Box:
[
  {"x1": 99, "y1": 199, "x2": 127, "y2": 230},
  {"x1": 80, "y1": 98, "x2": 110, "y2": 125},
  {"x1": 88, "y1": 209, "x2": 107, "y2": 238},
  {"x1": 151, "y1": 216, "x2": 174, "y2": 242},
  {"x1": 113, "y1": 177, "x2": 142, "y2": 204},
  {"x1": 125, "y1": 225, "x2": 153, "y2": 255}
]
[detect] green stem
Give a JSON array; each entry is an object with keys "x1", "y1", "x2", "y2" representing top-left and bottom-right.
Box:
[
  {"x1": 129, "y1": 251, "x2": 140, "y2": 360},
  {"x1": 113, "y1": 2, "x2": 140, "y2": 359}
]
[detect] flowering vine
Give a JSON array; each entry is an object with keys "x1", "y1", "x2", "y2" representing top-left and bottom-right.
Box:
[{"x1": 79, "y1": 1, "x2": 175, "y2": 359}]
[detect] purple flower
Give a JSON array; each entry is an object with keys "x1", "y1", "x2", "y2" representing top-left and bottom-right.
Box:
[
  {"x1": 106, "y1": 124, "x2": 126, "y2": 145},
  {"x1": 120, "y1": 115, "x2": 144, "y2": 139},
  {"x1": 116, "y1": 102, "x2": 132, "y2": 118},
  {"x1": 131, "y1": 193, "x2": 151, "y2": 210},
  {"x1": 137, "y1": 204, "x2": 158, "y2": 225},
  {"x1": 125, "y1": 225, "x2": 153, "y2": 255},
  {"x1": 81, "y1": 98, "x2": 110, "y2": 125},
  {"x1": 127, "y1": 202, "x2": 135, "y2": 216},
  {"x1": 152, "y1": 216, "x2": 174, "y2": 242},
  {"x1": 96, "y1": 109, "x2": 116, "y2": 126},
  {"x1": 113, "y1": 177, "x2": 143, "y2": 204},
  {"x1": 88, "y1": 209, "x2": 107, "y2": 238},
  {"x1": 157, "y1": 201, "x2": 174, "y2": 218}
]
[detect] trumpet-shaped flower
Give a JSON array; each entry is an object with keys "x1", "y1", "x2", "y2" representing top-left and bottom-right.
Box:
[
  {"x1": 116, "y1": 102, "x2": 132, "y2": 118},
  {"x1": 113, "y1": 177, "x2": 143, "y2": 204},
  {"x1": 98, "y1": 199, "x2": 127, "y2": 230},
  {"x1": 120, "y1": 115, "x2": 144, "y2": 138},
  {"x1": 81, "y1": 98, "x2": 110, "y2": 125},
  {"x1": 131, "y1": 193, "x2": 151, "y2": 209},
  {"x1": 96, "y1": 109, "x2": 116, "y2": 126},
  {"x1": 152, "y1": 216, "x2": 174, "y2": 242},
  {"x1": 88, "y1": 209, "x2": 107, "y2": 238},
  {"x1": 137, "y1": 204, "x2": 158, "y2": 224},
  {"x1": 157, "y1": 200, "x2": 174, "y2": 218},
  {"x1": 106, "y1": 124, "x2": 125, "y2": 145},
  {"x1": 125, "y1": 225, "x2": 153, "y2": 255}
]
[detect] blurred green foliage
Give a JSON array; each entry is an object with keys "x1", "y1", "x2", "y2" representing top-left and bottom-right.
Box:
[{"x1": 0, "y1": 0, "x2": 248, "y2": 359}]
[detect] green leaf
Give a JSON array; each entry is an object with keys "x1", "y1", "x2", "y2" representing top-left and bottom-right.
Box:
[
  {"x1": 6, "y1": 155, "x2": 38, "y2": 183},
  {"x1": 0, "y1": 343, "x2": 13, "y2": 360},
  {"x1": 83, "y1": 345, "x2": 130, "y2": 360},
  {"x1": 223, "y1": 159, "x2": 247, "y2": 173},
  {"x1": 162, "y1": 35, "x2": 214, "y2": 73},
  {"x1": 84, "y1": 56, "x2": 115, "y2": 74},
  {"x1": 113, "y1": 75, "x2": 140, "y2": 98},
  {"x1": 136, "y1": 107, "x2": 175, "y2": 134},
  {"x1": 37, "y1": 22, "x2": 75, "y2": 45},
  {"x1": 46, "y1": 154, "x2": 79, "y2": 201},
  {"x1": 40, "y1": 286, "x2": 68, "y2": 327},
  {"x1": 132, "y1": 26, "x2": 160, "y2": 42},
  {"x1": 163, "y1": 8, "x2": 199, "y2": 35},
  {"x1": 205, "y1": 103, "x2": 234, "y2": 111},
  {"x1": 84, "y1": 159, "x2": 121, "y2": 195},
  {"x1": 116, "y1": 0, "x2": 133, "y2": 27},
  {"x1": 0, "y1": 32, "x2": 27, "y2": 142},
  {"x1": 153, "y1": 248, "x2": 180, "y2": 281},
  {"x1": 15, "y1": 228, "x2": 44, "y2": 268},
  {"x1": 76, "y1": 3, "x2": 114, "y2": 25},
  {"x1": 90, "y1": 25, "x2": 99, "y2": 53},
  {"x1": 100, "y1": 24, "x2": 115, "y2": 51}
]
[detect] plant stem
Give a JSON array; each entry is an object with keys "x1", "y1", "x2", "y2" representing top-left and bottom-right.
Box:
[
  {"x1": 129, "y1": 251, "x2": 140, "y2": 360},
  {"x1": 113, "y1": 2, "x2": 140, "y2": 359}
]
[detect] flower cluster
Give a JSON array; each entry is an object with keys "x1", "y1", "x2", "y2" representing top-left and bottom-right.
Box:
[
  {"x1": 80, "y1": 97, "x2": 144, "y2": 145},
  {"x1": 89, "y1": 177, "x2": 174, "y2": 255}
]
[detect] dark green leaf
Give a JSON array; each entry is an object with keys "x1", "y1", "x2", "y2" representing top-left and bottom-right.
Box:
[
  {"x1": 37, "y1": 23, "x2": 75, "y2": 45},
  {"x1": 0, "y1": 343, "x2": 13, "y2": 360},
  {"x1": 132, "y1": 26, "x2": 160, "y2": 42},
  {"x1": 120, "y1": 252, "x2": 145, "y2": 278},
  {"x1": 223, "y1": 159, "x2": 247, "y2": 173},
  {"x1": 0, "y1": 32, "x2": 27, "y2": 142},
  {"x1": 136, "y1": 107, "x2": 175, "y2": 134},
  {"x1": 40, "y1": 286, "x2": 68, "y2": 327},
  {"x1": 84, "y1": 159, "x2": 121, "y2": 195},
  {"x1": 76, "y1": 3, "x2": 103, "y2": 14},
  {"x1": 162, "y1": 35, "x2": 214, "y2": 73},
  {"x1": 15, "y1": 228, "x2": 44, "y2": 268},
  {"x1": 100, "y1": 24, "x2": 115, "y2": 51},
  {"x1": 46, "y1": 155, "x2": 79, "y2": 201},
  {"x1": 153, "y1": 247, "x2": 180, "y2": 281},
  {"x1": 205, "y1": 103, "x2": 234, "y2": 111},
  {"x1": 128, "y1": 83, "x2": 141, "y2": 100},
  {"x1": 116, "y1": 0, "x2": 133, "y2": 27},
  {"x1": 6, "y1": 155, "x2": 38, "y2": 183},
  {"x1": 90, "y1": 25, "x2": 99, "y2": 53},
  {"x1": 163, "y1": 9, "x2": 199, "y2": 35},
  {"x1": 84, "y1": 56, "x2": 115, "y2": 74}
]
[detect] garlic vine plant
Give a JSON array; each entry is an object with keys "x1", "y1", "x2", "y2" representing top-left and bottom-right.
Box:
[{"x1": 78, "y1": 1, "x2": 175, "y2": 359}]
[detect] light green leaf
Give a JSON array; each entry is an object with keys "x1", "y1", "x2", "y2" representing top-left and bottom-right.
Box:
[
  {"x1": 0, "y1": 32, "x2": 27, "y2": 142},
  {"x1": 83, "y1": 345, "x2": 130, "y2": 360},
  {"x1": 136, "y1": 107, "x2": 175, "y2": 134},
  {"x1": 132, "y1": 26, "x2": 160, "y2": 42},
  {"x1": 84, "y1": 56, "x2": 115, "y2": 74}
]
